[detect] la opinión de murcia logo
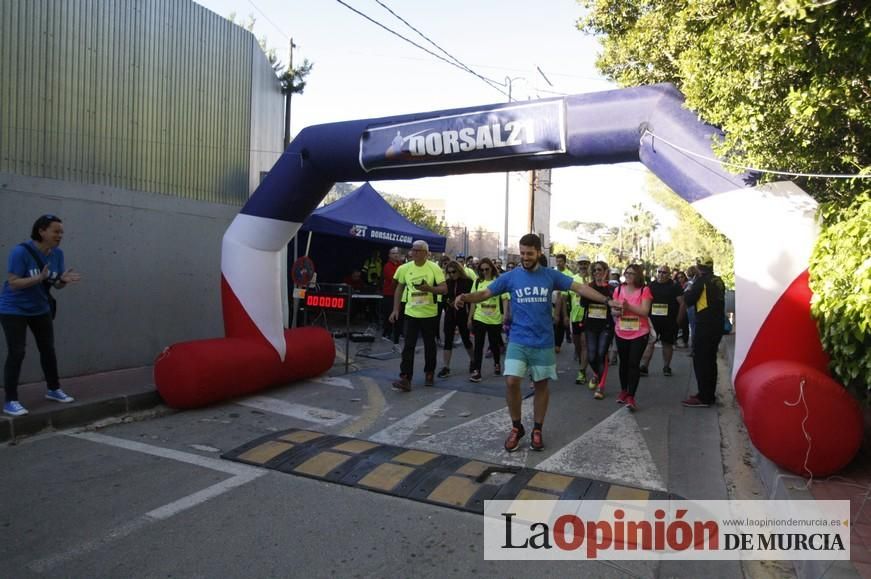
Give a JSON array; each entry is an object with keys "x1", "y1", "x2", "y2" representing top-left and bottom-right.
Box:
[
  {"x1": 483, "y1": 500, "x2": 850, "y2": 561},
  {"x1": 499, "y1": 509, "x2": 846, "y2": 559}
]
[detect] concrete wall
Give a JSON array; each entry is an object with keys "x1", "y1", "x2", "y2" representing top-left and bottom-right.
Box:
[{"x1": 0, "y1": 172, "x2": 238, "y2": 383}]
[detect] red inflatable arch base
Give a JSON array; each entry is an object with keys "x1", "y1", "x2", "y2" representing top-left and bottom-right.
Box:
[
  {"x1": 154, "y1": 326, "x2": 335, "y2": 409},
  {"x1": 736, "y1": 360, "x2": 863, "y2": 477}
]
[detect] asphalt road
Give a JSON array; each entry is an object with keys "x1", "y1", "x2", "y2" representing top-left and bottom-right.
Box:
[{"x1": 0, "y1": 339, "x2": 757, "y2": 578}]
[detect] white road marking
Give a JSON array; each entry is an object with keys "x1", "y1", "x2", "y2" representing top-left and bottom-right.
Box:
[
  {"x1": 34, "y1": 434, "x2": 266, "y2": 573},
  {"x1": 70, "y1": 432, "x2": 261, "y2": 476},
  {"x1": 237, "y1": 396, "x2": 352, "y2": 426},
  {"x1": 412, "y1": 399, "x2": 534, "y2": 465},
  {"x1": 190, "y1": 444, "x2": 221, "y2": 453},
  {"x1": 311, "y1": 376, "x2": 354, "y2": 389},
  {"x1": 145, "y1": 472, "x2": 261, "y2": 520},
  {"x1": 537, "y1": 409, "x2": 666, "y2": 491},
  {"x1": 29, "y1": 517, "x2": 151, "y2": 573},
  {"x1": 370, "y1": 391, "x2": 456, "y2": 445}
]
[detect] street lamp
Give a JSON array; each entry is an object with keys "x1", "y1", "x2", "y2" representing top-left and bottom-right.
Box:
[{"x1": 503, "y1": 76, "x2": 525, "y2": 261}]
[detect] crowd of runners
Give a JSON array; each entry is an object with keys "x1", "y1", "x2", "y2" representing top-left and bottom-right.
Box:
[{"x1": 379, "y1": 235, "x2": 726, "y2": 452}]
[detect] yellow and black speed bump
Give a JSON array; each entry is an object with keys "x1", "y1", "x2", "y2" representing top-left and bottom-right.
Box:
[{"x1": 222, "y1": 428, "x2": 679, "y2": 514}]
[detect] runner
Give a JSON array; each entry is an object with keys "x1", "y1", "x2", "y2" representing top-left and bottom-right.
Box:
[
  {"x1": 468, "y1": 258, "x2": 509, "y2": 383},
  {"x1": 570, "y1": 255, "x2": 591, "y2": 383},
  {"x1": 388, "y1": 240, "x2": 446, "y2": 391},
  {"x1": 454, "y1": 234, "x2": 614, "y2": 452},
  {"x1": 581, "y1": 260, "x2": 615, "y2": 400}
]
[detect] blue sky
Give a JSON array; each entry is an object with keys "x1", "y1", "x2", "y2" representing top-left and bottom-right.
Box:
[{"x1": 194, "y1": 0, "x2": 664, "y2": 241}]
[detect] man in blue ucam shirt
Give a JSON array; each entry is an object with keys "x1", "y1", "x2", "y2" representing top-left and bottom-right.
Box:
[{"x1": 455, "y1": 234, "x2": 614, "y2": 453}]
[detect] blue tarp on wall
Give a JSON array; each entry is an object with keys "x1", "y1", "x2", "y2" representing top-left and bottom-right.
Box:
[{"x1": 300, "y1": 182, "x2": 446, "y2": 252}]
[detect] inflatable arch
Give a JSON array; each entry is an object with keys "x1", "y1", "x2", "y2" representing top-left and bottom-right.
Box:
[{"x1": 155, "y1": 83, "x2": 862, "y2": 476}]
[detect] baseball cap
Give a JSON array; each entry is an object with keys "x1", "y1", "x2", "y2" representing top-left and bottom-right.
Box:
[
  {"x1": 697, "y1": 255, "x2": 714, "y2": 268},
  {"x1": 577, "y1": 255, "x2": 591, "y2": 263}
]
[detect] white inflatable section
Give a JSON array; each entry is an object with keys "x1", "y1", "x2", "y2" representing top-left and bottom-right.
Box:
[
  {"x1": 222, "y1": 214, "x2": 302, "y2": 361},
  {"x1": 280, "y1": 245, "x2": 289, "y2": 328},
  {"x1": 690, "y1": 181, "x2": 818, "y2": 380}
]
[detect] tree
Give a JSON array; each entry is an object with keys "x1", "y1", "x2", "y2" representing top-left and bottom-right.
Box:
[
  {"x1": 557, "y1": 220, "x2": 583, "y2": 232},
  {"x1": 229, "y1": 13, "x2": 313, "y2": 96},
  {"x1": 386, "y1": 197, "x2": 449, "y2": 238},
  {"x1": 577, "y1": 0, "x2": 869, "y2": 397},
  {"x1": 578, "y1": 0, "x2": 870, "y2": 209},
  {"x1": 645, "y1": 175, "x2": 735, "y2": 288},
  {"x1": 319, "y1": 182, "x2": 357, "y2": 206}
]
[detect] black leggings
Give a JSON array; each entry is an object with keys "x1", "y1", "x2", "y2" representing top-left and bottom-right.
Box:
[
  {"x1": 615, "y1": 334, "x2": 647, "y2": 396},
  {"x1": 442, "y1": 308, "x2": 472, "y2": 350},
  {"x1": 472, "y1": 320, "x2": 502, "y2": 373},
  {"x1": 1, "y1": 313, "x2": 59, "y2": 402},
  {"x1": 585, "y1": 327, "x2": 613, "y2": 380}
]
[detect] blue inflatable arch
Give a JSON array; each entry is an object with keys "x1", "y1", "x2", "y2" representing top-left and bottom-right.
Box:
[
  {"x1": 223, "y1": 83, "x2": 757, "y2": 359},
  {"x1": 158, "y1": 82, "x2": 862, "y2": 477}
]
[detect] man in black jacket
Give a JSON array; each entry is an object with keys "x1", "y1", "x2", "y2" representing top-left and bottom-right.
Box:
[{"x1": 681, "y1": 256, "x2": 726, "y2": 407}]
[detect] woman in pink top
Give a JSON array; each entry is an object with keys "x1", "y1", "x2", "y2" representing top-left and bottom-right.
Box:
[{"x1": 611, "y1": 263, "x2": 653, "y2": 410}]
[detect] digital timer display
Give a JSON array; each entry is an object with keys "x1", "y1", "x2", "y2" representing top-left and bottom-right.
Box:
[{"x1": 305, "y1": 294, "x2": 346, "y2": 310}]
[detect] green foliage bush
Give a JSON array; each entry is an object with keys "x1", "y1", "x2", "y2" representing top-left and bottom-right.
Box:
[
  {"x1": 809, "y1": 194, "x2": 871, "y2": 402},
  {"x1": 579, "y1": 0, "x2": 871, "y2": 399}
]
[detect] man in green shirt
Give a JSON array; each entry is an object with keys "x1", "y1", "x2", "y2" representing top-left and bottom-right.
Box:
[{"x1": 389, "y1": 240, "x2": 447, "y2": 391}]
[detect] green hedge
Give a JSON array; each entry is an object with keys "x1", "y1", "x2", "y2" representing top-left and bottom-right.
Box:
[{"x1": 809, "y1": 193, "x2": 871, "y2": 403}]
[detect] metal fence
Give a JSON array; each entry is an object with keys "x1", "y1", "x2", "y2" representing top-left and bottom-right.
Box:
[{"x1": 0, "y1": 0, "x2": 280, "y2": 205}]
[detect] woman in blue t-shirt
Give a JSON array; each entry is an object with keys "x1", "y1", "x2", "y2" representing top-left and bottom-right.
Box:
[{"x1": 0, "y1": 215, "x2": 82, "y2": 416}]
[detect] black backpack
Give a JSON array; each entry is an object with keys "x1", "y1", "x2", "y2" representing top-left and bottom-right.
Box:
[{"x1": 18, "y1": 243, "x2": 57, "y2": 319}]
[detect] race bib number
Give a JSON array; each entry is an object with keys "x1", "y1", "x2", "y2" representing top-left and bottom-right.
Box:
[
  {"x1": 619, "y1": 316, "x2": 640, "y2": 331},
  {"x1": 480, "y1": 303, "x2": 498, "y2": 318},
  {"x1": 588, "y1": 304, "x2": 608, "y2": 319},
  {"x1": 411, "y1": 291, "x2": 430, "y2": 306},
  {"x1": 651, "y1": 303, "x2": 668, "y2": 317}
]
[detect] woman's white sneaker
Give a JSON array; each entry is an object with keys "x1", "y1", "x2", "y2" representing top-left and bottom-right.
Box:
[
  {"x1": 3, "y1": 401, "x2": 29, "y2": 416},
  {"x1": 45, "y1": 388, "x2": 75, "y2": 403}
]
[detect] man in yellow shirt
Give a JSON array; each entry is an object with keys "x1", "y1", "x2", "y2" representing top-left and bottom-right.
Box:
[
  {"x1": 389, "y1": 240, "x2": 447, "y2": 391},
  {"x1": 362, "y1": 249, "x2": 382, "y2": 286}
]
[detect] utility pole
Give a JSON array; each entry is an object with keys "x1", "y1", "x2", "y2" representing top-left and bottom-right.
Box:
[
  {"x1": 531, "y1": 66, "x2": 552, "y2": 244},
  {"x1": 528, "y1": 170, "x2": 536, "y2": 232},
  {"x1": 282, "y1": 37, "x2": 296, "y2": 151},
  {"x1": 503, "y1": 76, "x2": 522, "y2": 262}
]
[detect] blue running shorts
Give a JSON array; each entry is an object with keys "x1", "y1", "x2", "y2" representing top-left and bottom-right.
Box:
[{"x1": 504, "y1": 342, "x2": 557, "y2": 382}]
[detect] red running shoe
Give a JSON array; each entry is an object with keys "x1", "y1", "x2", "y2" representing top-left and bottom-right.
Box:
[
  {"x1": 616, "y1": 390, "x2": 629, "y2": 405},
  {"x1": 681, "y1": 395, "x2": 711, "y2": 408},
  {"x1": 391, "y1": 376, "x2": 411, "y2": 392},
  {"x1": 625, "y1": 395, "x2": 638, "y2": 411},
  {"x1": 530, "y1": 428, "x2": 544, "y2": 451},
  {"x1": 504, "y1": 426, "x2": 526, "y2": 452}
]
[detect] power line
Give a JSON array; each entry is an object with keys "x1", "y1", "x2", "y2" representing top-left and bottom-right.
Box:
[
  {"x1": 334, "y1": 0, "x2": 508, "y2": 98},
  {"x1": 372, "y1": 0, "x2": 498, "y2": 86},
  {"x1": 247, "y1": 0, "x2": 290, "y2": 40},
  {"x1": 642, "y1": 129, "x2": 871, "y2": 180}
]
